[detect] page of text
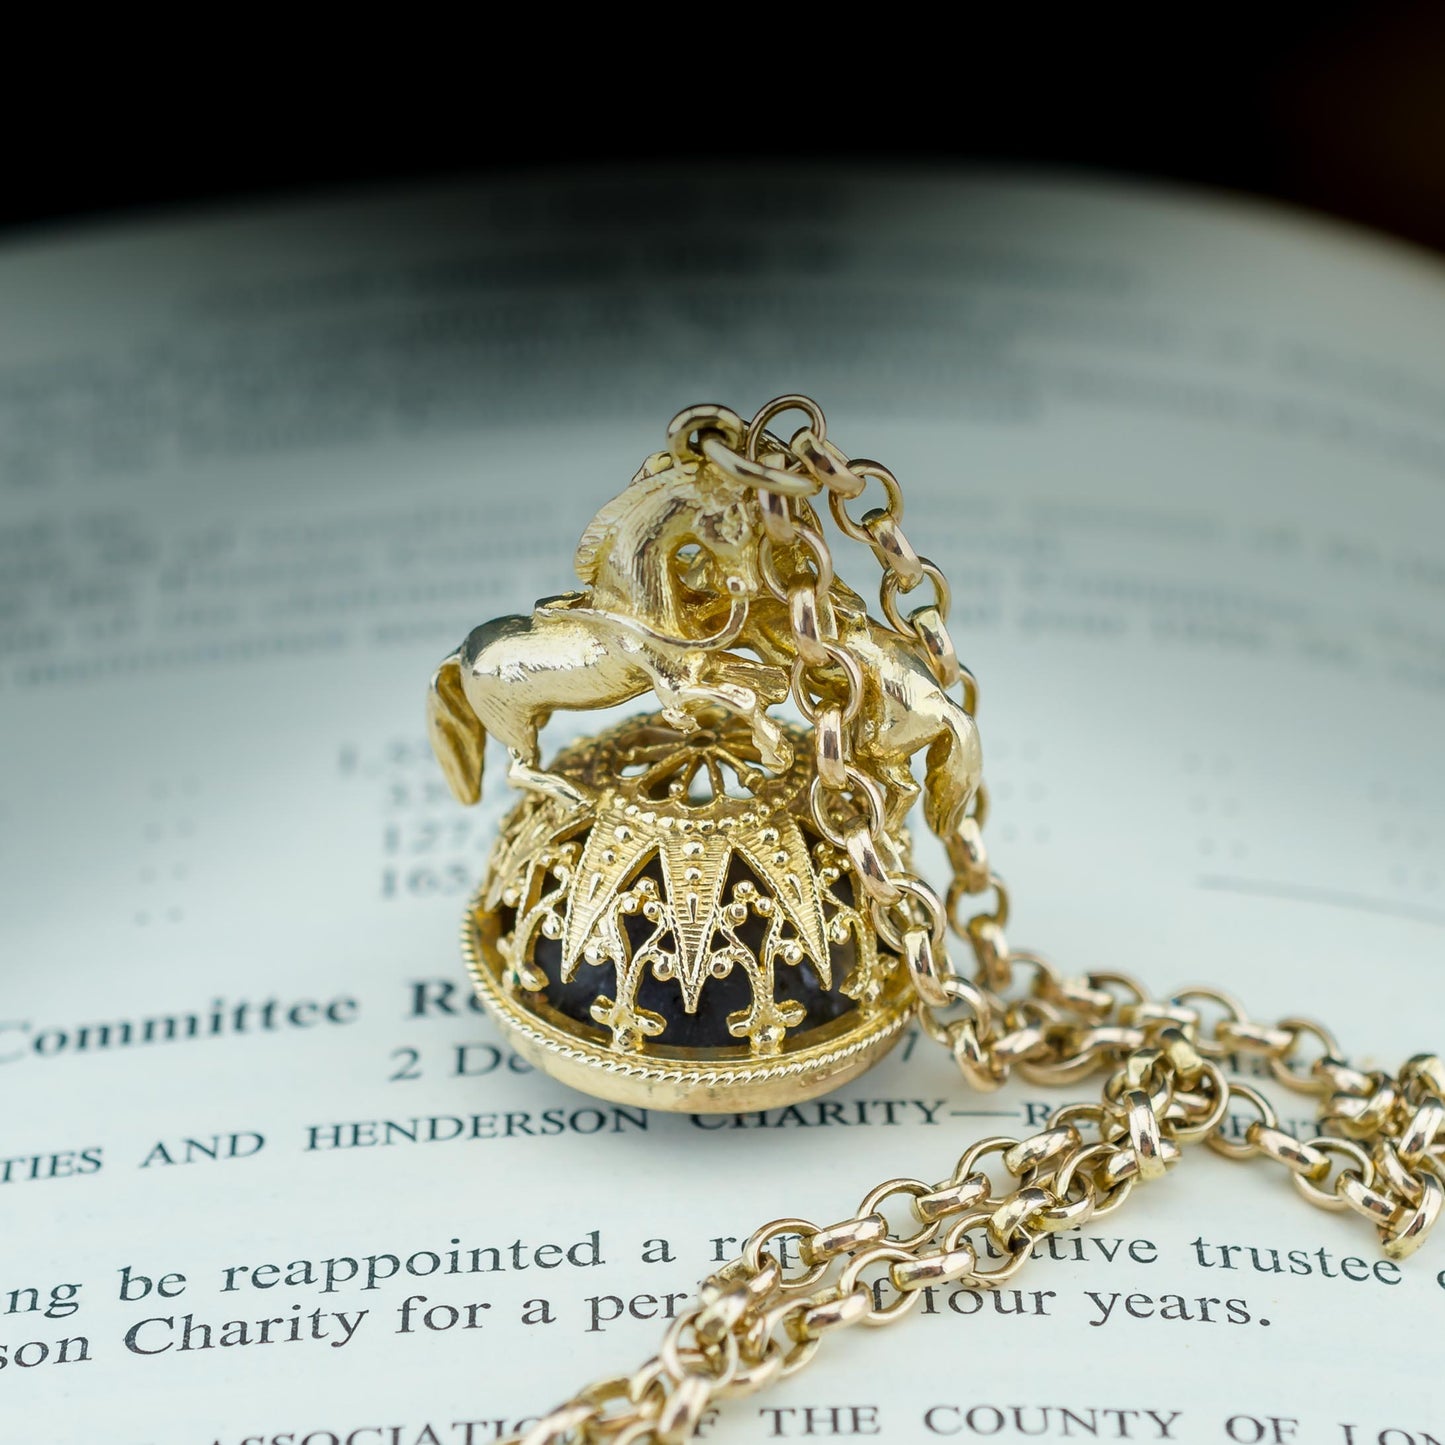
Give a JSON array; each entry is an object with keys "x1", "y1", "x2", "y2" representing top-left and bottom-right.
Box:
[{"x1": 2, "y1": 170, "x2": 1443, "y2": 1445}]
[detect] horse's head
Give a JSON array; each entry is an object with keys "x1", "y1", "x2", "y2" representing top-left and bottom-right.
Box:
[
  {"x1": 575, "y1": 461, "x2": 767, "y2": 647},
  {"x1": 685, "y1": 468, "x2": 764, "y2": 600},
  {"x1": 577, "y1": 458, "x2": 762, "y2": 597}
]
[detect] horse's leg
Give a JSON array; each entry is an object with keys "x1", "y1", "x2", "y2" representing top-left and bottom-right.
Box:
[
  {"x1": 923, "y1": 703, "x2": 983, "y2": 838},
  {"x1": 873, "y1": 753, "x2": 922, "y2": 837},
  {"x1": 428, "y1": 651, "x2": 487, "y2": 805},
  {"x1": 490, "y1": 710, "x2": 580, "y2": 803},
  {"x1": 711, "y1": 655, "x2": 791, "y2": 707},
  {"x1": 697, "y1": 656, "x2": 793, "y2": 769},
  {"x1": 662, "y1": 671, "x2": 794, "y2": 772},
  {"x1": 463, "y1": 613, "x2": 641, "y2": 807},
  {"x1": 658, "y1": 704, "x2": 702, "y2": 735},
  {"x1": 507, "y1": 748, "x2": 590, "y2": 808},
  {"x1": 641, "y1": 649, "x2": 757, "y2": 753},
  {"x1": 749, "y1": 708, "x2": 794, "y2": 773}
]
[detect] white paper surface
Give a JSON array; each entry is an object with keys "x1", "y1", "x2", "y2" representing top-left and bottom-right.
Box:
[{"x1": 2, "y1": 169, "x2": 1443, "y2": 1445}]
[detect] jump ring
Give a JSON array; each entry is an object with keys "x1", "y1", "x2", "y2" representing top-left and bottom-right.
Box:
[
  {"x1": 809, "y1": 767, "x2": 887, "y2": 848},
  {"x1": 1208, "y1": 1082, "x2": 1279, "y2": 1160},
  {"x1": 666, "y1": 403, "x2": 746, "y2": 463},
  {"x1": 836, "y1": 1245, "x2": 925, "y2": 1326},
  {"x1": 759, "y1": 525, "x2": 834, "y2": 601},
  {"x1": 1290, "y1": 1137, "x2": 1374, "y2": 1213},
  {"x1": 746, "y1": 395, "x2": 827, "y2": 461},
  {"x1": 873, "y1": 876, "x2": 947, "y2": 954},
  {"x1": 881, "y1": 561, "x2": 951, "y2": 634},
  {"x1": 1269, "y1": 1017, "x2": 1344, "y2": 1093},
  {"x1": 742, "y1": 1218, "x2": 829, "y2": 1290},
  {"x1": 700, "y1": 434, "x2": 819, "y2": 496},
  {"x1": 792, "y1": 643, "x2": 863, "y2": 726},
  {"x1": 829, "y1": 461, "x2": 904, "y2": 542}
]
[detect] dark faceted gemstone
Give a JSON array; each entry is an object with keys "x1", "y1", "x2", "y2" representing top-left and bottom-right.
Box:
[{"x1": 530, "y1": 854, "x2": 860, "y2": 1049}]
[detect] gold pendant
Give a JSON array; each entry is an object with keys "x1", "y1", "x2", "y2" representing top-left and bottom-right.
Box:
[
  {"x1": 462, "y1": 711, "x2": 915, "y2": 1110},
  {"x1": 427, "y1": 398, "x2": 982, "y2": 1111}
]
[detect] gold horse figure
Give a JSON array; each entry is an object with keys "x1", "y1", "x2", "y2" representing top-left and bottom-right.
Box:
[
  {"x1": 740, "y1": 579, "x2": 983, "y2": 840},
  {"x1": 427, "y1": 453, "x2": 792, "y2": 807}
]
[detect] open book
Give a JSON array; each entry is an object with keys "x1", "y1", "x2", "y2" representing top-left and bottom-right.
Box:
[{"x1": 4, "y1": 170, "x2": 1443, "y2": 1445}]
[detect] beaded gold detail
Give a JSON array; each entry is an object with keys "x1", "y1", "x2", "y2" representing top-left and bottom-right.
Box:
[{"x1": 463, "y1": 713, "x2": 913, "y2": 1110}]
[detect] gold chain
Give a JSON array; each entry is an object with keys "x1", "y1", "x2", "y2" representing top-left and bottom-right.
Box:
[{"x1": 504, "y1": 397, "x2": 1445, "y2": 1445}]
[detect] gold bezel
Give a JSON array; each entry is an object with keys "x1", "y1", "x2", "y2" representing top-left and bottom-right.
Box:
[{"x1": 462, "y1": 885, "x2": 916, "y2": 1113}]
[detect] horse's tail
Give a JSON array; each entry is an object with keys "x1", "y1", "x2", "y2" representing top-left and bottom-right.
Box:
[
  {"x1": 923, "y1": 696, "x2": 983, "y2": 840},
  {"x1": 428, "y1": 651, "x2": 487, "y2": 805}
]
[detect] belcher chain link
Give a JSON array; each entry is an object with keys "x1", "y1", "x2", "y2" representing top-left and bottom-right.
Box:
[{"x1": 504, "y1": 396, "x2": 1444, "y2": 1445}]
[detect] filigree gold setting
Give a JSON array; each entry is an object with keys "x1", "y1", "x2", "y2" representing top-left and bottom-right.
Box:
[{"x1": 463, "y1": 713, "x2": 913, "y2": 1110}]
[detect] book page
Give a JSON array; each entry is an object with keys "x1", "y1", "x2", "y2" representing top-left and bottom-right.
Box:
[{"x1": 2, "y1": 170, "x2": 1443, "y2": 1445}]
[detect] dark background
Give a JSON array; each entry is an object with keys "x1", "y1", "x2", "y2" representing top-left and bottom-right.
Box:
[{"x1": 5, "y1": 5, "x2": 1444, "y2": 256}]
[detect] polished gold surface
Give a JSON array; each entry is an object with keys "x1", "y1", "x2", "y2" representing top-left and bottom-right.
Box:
[
  {"x1": 426, "y1": 395, "x2": 1443, "y2": 1445},
  {"x1": 428, "y1": 397, "x2": 984, "y2": 1104},
  {"x1": 428, "y1": 446, "x2": 794, "y2": 809}
]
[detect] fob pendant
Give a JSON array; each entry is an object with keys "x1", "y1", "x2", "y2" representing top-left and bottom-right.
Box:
[
  {"x1": 462, "y1": 713, "x2": 915, "y2": 1111},
  {"x1": 428, "y1": 400, "x2": 982, "y2": 1112}
]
